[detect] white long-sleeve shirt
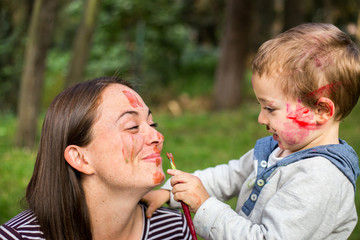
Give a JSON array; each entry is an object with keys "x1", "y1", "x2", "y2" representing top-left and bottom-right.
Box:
[{"x1": 162, "y1": 148, "x2": 358, "y2": 239}]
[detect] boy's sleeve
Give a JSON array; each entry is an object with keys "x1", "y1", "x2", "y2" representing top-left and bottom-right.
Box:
[
  {"x1": 193, "y1": 157, "x2": 357, "y2": 240},
  {"x1": 193, "y1": 149, "x2": 255, "y2": 202},
  {"x1": 161, "y1": 149, "x2": 255, "y2": 208}
]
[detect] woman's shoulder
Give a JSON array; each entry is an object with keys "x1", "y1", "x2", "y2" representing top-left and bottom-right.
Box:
[{"x1": 0, "y1": 209, "x2": 45, "y2": 239}]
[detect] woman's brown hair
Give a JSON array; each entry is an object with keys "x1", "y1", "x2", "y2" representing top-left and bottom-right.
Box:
[{"x1": 26, "y1": 77, "x2": 131, "y2": 239}]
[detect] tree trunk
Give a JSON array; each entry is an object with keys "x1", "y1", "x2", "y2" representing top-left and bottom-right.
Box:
[
  {"x1": 213, "y1": 0, "x2": 252, "y2": 110},
  {"x1": 64, "y1": 0, "x2": 100, "y2": 88},
  {"x1": 16, "y1": 0, "x2": 58, "y2": 148},
  {"x1": 0, "y1": 0, "x2": 33, "y2": 112}
]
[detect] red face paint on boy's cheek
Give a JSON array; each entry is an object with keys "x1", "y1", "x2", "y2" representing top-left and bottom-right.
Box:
[
  {"x1": 286, "y1": 103, "x2": 317, "y2": 130},
  {"x1": 122, "y1": 90, "x2": 143, "y2": 108},
  {"x1": 280, "y1": 121, "x2": 311, "y2": 146},
  {"x1": 153, "y1": 171, "x2": 165, "y2": 184}
]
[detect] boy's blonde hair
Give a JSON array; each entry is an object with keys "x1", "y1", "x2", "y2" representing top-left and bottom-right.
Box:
[{"x1": 252, "y1": 23, "x2": 360, "y2": 120}]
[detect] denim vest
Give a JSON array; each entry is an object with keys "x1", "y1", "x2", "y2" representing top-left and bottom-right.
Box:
[{"x1": 241, "y1": 136, "x2": 360, "y2": 216}]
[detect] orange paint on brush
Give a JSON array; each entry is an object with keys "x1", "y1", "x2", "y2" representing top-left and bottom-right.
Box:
[
  {"x1": 153, "y1": 171, "x2": 165, "y2": 184},
  {"x1": 122, "y1": 90, "x2": 143, "y2": 108}
]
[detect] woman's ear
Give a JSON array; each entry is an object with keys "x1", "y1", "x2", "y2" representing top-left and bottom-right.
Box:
[
  {"x1": 315, "y1": 97, "x2": 335, "y2": 125},
  {"x1": 64, "y1": 145, "x2": 95, "y2": 175}
]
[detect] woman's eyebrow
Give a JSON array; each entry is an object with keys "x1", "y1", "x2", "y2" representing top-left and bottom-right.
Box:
[{"x1": 116, "y1": 110, "x2": 138, "y2": 122}]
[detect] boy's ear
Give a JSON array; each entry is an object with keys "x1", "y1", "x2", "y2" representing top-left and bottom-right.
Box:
[
  {"x1": 315, "y1": 97, "x2": 335, "y2": 125},
  {"x1": 64, "y1": 145, "x2": 95, "y2": 175}
]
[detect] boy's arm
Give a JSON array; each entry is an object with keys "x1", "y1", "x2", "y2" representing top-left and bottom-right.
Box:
[
  {"x1": 143, "y1": 149, "x2": 254, "y2": 217},
  {"x1": 141, "y1": 189, "x2": 170, "y2": 218},
  {"x1": 190, "y1": 149, "x2": 255, "y2": 202},
  {"x1": 192, "y1": 158, "x2": 357, "y2": 239}
]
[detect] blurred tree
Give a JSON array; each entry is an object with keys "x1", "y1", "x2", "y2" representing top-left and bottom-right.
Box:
[
  {"x1": 283, "y1": 0, "x2": 306, "y2": 31},
  {"x1": 250, "y1": 0, "x2": 277, "y2": 54},
  {"x1": 16, "y1": 0, "x2": 59, "y2": 148},
  {"x1": 180, "y1": 0, "x2": 224, "y2": 46},
  {"x1": 65, "y1": 0, "x2": 100, "y2": 87},
  {"x1": 213, "y1": 0, "x2": 252, "y2": 110},
  {"x1": 0, "y1": 0, "x2": 33, "y2": 113}
]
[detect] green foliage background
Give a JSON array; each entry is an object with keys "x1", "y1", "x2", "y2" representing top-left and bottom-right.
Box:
[
  {"x1": 1, "y1": 102, "x2": 360, "y2": 239},
  {"x1": 1, "y1": 0, "x2": 360, "y2": 239}
]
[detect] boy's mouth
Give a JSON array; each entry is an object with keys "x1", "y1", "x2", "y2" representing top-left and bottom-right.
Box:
[{"x1": 273, "y1": 133, "x2": 279, "y2": 141}]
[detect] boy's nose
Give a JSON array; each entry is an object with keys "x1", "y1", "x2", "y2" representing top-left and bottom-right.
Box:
[{"x1": 258, "y1": 111, "x2": 268, "y2": 125}]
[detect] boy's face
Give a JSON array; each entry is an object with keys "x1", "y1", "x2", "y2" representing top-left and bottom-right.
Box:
[{"x1": 252, "y1": 74, "x2": 320, "y2": 155}]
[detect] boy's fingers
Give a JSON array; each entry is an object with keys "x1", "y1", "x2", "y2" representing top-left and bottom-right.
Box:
[
  {"x1": 167, "y1": 169, "x2": 183, "y2": 175},
  {"x1": 145, "y1": 203, "x2": 156, "y2": 218}
]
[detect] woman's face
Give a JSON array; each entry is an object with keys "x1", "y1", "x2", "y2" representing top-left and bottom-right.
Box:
[{"x1": 84, "y1": 84, "x2": 165, "y2": 190}]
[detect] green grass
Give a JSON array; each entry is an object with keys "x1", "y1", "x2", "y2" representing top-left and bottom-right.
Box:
[{"x1": 1, "y1": 102, "x2": 360, "y2": 239}]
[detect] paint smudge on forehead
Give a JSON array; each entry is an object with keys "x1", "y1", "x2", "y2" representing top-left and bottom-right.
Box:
[
  {"x1": 153, "y1": 171, "x2": 165, "y2": 184},
  {"x1": 122, "y1": 90, "x2": 143, "y2": 108}
]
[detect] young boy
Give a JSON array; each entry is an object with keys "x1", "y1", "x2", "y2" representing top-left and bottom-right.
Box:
[{"x1": 143, "y1": 23, "x2": 360, "y2": 239}]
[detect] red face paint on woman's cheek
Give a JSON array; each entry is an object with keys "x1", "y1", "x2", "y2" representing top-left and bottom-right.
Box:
[
  {"x1": 121, "y1": 134, "x2": 144, "y2": 163},
  {"x1": 122, "y1": 90, "x2": 143, "y2": 108},
  {"x1": 153, "y1": 171, "x2": 165, "y2": 184}
]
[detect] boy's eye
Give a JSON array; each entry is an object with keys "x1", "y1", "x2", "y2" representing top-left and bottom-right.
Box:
[{"x1": 264, "y1": 107, "x2": 275, "y2": 113}]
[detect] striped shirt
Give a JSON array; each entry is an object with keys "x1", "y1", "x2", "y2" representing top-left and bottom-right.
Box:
[{"x1": 0, "y1": 204, "x2": 193, "y2": 239}]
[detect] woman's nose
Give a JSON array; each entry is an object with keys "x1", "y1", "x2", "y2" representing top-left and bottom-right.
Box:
[{"x1": 145, "y1": 126, "x2": 164, "y2": 145}]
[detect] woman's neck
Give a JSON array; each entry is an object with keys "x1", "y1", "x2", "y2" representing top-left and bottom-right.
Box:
[{"x1": 83, "y1": 179, "x2": 147, "y2": 240}]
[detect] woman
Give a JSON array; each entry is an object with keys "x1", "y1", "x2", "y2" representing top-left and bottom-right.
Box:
[{"x1": 0, "y1": 77, "x2": 192, "y2": 240}]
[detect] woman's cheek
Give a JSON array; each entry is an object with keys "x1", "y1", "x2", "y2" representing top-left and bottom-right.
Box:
[{"x1": 121, "y1": 134, "x2": 144, "y2": 163}]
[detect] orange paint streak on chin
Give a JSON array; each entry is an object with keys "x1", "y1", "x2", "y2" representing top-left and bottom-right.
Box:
[
  {"x1": 153, "y1": 171, "x2": 165, "y2": 184},
  {"x1": 122, "y1": 90, "x2": 143, "y2": 108},
  {"x1": 156, "y1": 158, "x2": 161, "y2": 166}
]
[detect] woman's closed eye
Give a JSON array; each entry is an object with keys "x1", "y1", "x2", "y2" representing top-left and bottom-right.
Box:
[
  {"x1": 150, "y1": 123, "x2": 158, "y2": 128},
  {"x1": 127, "y1": 125, "x2": 139, "y2": 131}
]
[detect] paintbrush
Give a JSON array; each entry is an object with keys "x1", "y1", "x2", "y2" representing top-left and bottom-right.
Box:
[{"x1": 166, "y1": 152, "x2": 198, "y2": 240}]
